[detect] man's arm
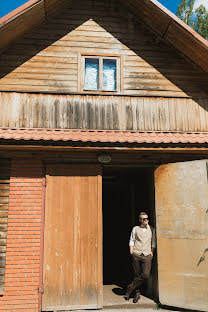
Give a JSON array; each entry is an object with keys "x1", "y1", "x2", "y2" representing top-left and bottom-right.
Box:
[
  {"x1": 151, "y1": 228, "x2": 156, "y2": 255},
  {"x1": 129, "y1": 227, "x2": 135, "y2": 254}
]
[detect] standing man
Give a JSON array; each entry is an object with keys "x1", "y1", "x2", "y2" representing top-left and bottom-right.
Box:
[{"x1": 125, "y1": 212, "x2": 156, "y2": 303}]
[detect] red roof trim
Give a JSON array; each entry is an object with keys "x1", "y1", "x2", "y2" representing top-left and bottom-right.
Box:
[
  {"x1": 0, "y1": 0, "x2": 41, "y2": 25},
  {"x1": 0, "y1": 128, "x2": 208, "y2": 144}
]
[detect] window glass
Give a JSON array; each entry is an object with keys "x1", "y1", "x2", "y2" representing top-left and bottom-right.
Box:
[
  {"x1": 85, "y1": 58, "x2": 99, "y2": 90},
  {"x1": 103, "y1": 59, "x2": 117, "y2": 91}
]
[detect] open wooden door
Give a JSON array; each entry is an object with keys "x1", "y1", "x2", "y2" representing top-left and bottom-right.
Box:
[
  {"x1": 155, "y1": 159, "x2": 208, "y2": 311},
  {"x1": 42, "y1": 165, "x2": 102, "y2": 311}
]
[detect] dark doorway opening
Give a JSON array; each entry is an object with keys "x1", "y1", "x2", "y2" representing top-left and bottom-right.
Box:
[{"x1": 102, "y1": 166, "x2": 157, "y2": 301}]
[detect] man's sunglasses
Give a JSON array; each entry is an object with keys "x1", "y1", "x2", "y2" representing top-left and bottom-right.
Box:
[{"x1": 142, "y1": 218, "x2": 149, "y2": 221}]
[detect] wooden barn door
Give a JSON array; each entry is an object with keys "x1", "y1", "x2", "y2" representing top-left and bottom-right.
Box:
[
  {"x1": 42, "y1": 165, "x2": 102, "y2": 311},
  {"x1": 155, "y1": 160, "x2": 208, "y2": 311}
]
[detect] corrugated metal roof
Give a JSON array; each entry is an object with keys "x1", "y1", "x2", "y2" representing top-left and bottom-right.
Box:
[{"x1": 0, "y1": 128, "x2": 208, "y2": 144}]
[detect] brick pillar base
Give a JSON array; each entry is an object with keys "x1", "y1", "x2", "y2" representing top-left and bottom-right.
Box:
[{"x1": 0, "y1": 158, "x2": 43, "y2": 312}]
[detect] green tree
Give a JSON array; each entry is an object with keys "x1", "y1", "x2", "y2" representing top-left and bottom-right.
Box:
[
  {"x1": 176, "y1": 0, "x2": 194, "y2": 26},
  {"x1": 194, "y1": 5, "x2": 208, "y2": 39},
  {"x1": 176, "y1": 0, "x2": 208, "y2": 40}
]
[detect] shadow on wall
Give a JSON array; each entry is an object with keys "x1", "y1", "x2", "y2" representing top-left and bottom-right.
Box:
[{"x1": 0, "y1": 0, "x2": 207, "y2": 103}]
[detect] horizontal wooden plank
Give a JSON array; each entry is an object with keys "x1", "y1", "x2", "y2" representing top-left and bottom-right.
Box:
[
  {"x1": 0, "y1": 198, "x2": 9, "y2": 205},
  {"x1": 0, "y1": 185, "x2": 10, "y2": 190},
  {"x1": 4, "y1": 72, "x2": 77, "y2": 81},
  {"x1": 0, "y1": 239, "x2": 6, "y2": 247},
  {"x1": 0, "y1": 211, "x2": 8, "y2": 218},
  {"x1": 0, "y1": 268, "x2": 5, "y2": 283},
  {"x1": 0, "y1": 265, "x2": 5, "y2": 272},
  {"x1": 0, "y1": 55, "x2": 78, "y2": 64},
  {"x1": 0, "y1": 63, "x2": 78, "y2": 75},
  {"x1": 0, "y1": 254, "x2": 6, "y2": 262},
  {"x1": 0, "y1": 217, "x2": 8, "y2": 224},
  {"x1": 0, "y1": 85, "x2": 78, "y2": 93},
  {"x1": 0, "y1": 78, "x2": 77, "y2": 87},
  {"x1": 0, "y1": 205, "x2": 8, "y2": 211},
  {"x1": 0, "y1": 191, "x2": 9, "y2": 197},
  {"x1": 0, "y1": 247, "x2": 6, "y2": 253},
  {"x1": 0, "y1": 225, "x2": 8, "y2": 232},
  {"x1": 0, "y1": 232, "x2": 7, "y2": 239}
]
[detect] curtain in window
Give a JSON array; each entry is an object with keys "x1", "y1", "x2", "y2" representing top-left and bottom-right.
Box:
[
  {"x1": 103, "y1": 59, "x2": 117, "y2": 91},
  {"x1": 85, "y1": 58, "x2": 99, "y2": 90}
]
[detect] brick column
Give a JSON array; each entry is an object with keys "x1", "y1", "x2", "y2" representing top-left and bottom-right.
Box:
[{"x1": 0, "y1": 158, "x2": 43, "y2": 312}]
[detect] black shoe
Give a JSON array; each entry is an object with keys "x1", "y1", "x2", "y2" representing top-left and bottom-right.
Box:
[
  {"x1": 125, "y1": 283, "x2": 134, "y2": 300},
  {"x1": 133, "y1": 291, "x2": 140, "y2": 303}
]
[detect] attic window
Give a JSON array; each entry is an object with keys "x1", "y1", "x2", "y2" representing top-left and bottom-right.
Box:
[{"x1": 81, "y1": 56, "x2": 120, "y2": 92}]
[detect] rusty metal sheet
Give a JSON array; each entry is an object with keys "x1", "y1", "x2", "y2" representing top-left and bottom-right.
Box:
[{"x1": 155, "y1": 159, "x2": 208, "y2": 311}]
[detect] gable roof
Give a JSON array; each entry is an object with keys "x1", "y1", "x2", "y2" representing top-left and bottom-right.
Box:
[{"x1": 0, "y1": 0, "x2": 208, "y2": 73}]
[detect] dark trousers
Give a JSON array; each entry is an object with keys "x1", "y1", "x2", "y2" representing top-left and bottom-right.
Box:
[{"x1": 131, "y1": 253, "x2": 153, "y2": 293}]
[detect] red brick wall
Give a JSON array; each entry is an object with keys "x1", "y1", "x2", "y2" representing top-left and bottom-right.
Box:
[{"x1": 0, "y1": 158, "x2": 43, "y2": 312}]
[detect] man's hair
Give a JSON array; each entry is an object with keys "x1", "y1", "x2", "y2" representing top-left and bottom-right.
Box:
[{"x1": 139, "y1": 212, "x2": 148, "y2": 219}]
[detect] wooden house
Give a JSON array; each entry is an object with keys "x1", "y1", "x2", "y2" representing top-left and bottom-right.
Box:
[{"x1": 0, "y1": 0, "x2": 208, "y2": 311}]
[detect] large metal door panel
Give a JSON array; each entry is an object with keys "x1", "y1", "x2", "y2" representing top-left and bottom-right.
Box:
[
  {"x1": 42, "y1": 165, "x2": 102, "y2": 311},
  {"x1": 155, "y1": 160, "x2": 208, "y2": 311}
]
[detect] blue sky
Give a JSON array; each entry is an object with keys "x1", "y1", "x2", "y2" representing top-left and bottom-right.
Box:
[
  {"x1": 159, "y1": 0, "x2": 181, "y2": 13},
  {"x1": 0, "y1": 0, "x2": 180, "y2": 19},
  {"x1": 0, "y1": 0, "x2": 27, "y2": 18}
]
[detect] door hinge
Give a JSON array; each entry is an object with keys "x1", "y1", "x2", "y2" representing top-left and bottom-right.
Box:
[{"x1": 38, "y1": 285, "x2": 44, "y2": 294}]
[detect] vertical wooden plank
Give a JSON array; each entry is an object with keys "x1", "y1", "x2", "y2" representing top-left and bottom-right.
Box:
[
  {"x1": 168, "y1": 98, "x2": 176, "y2": 131},
  {"x1": 201, "y1": 98, "x2": 208, "y2": 131},
  {"x1": 198, "y1": 98, "x2": 206, "y2": 132},
  {"x1": 97, "y1": 168, "x2": 103, "y2": 308},
  {"x1": 42, "y1": 165, "x2": 102, "y2": 311}
]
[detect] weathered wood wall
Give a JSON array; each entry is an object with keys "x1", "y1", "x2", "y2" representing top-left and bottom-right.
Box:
[
  {"x1": 0, "y1": 0, "x2": 207, "y2": 97},
  {"x1": 0, "y1": 159, "x2": 10, "y2": 292},
  {"x1": 0, "y1": 93, "x2": 208, "y2": 131},
  {"x1": 43, "y1": 165, "x2": 102, "y2": 310}
]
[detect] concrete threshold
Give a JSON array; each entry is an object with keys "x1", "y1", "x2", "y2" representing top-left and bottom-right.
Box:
[{"x1": 103, "y1": 285, "x2": 156, "y2": 310}]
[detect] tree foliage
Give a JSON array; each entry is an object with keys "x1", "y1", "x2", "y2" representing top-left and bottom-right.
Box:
[
  {"x1": 176, "y1": 0, "x2": 208, "y2": 40},
  {"x1": 177, "y1": 0, "x2": 194, "y2": 25},
  {"x1": 194, "y1": 5, "x2": 208, "y2": 39}
]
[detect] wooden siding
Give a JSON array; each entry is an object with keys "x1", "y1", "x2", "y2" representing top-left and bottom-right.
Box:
[
  {"x1": 0, "y1": 1, "x2": 45, "y2": 51},
  {"x1": 0, "y1": 0, "x2": 207, "y2": 97},
  {"x1": 0, "y1": 0, "x2": 70, "y2": 51},
  {"x1": 42, "y1": 165, "x2": 102, "y2": 310},
  {"x1": 1, "y1": 93, "x2": 208, "y2": 132},
  {"x1": 0, "y1": 159, "x2": 10, "y2": 292},
  {"x1": 120, "y1": 0, "x2": 208, "y2": 73}
]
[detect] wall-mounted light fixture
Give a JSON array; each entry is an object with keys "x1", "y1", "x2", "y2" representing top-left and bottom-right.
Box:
[{"x1": 98, "y1": 153, "x2": 112, "y2": 164}]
